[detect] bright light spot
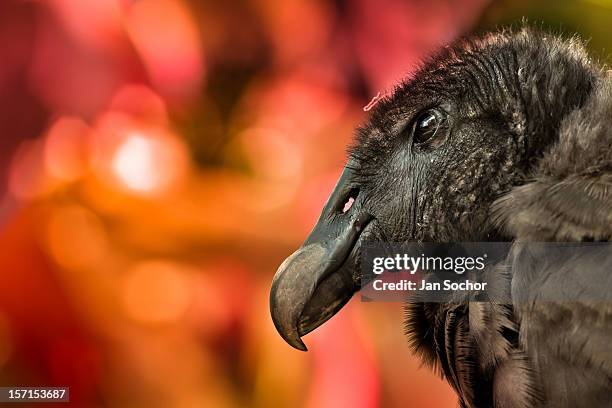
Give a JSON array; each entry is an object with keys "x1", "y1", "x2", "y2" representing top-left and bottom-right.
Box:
[
  {"x1": 90, "y1": 114, "x2": 189, "y2": 197},
  {"x1": 112, "y1": 133, "x2": 159, "y2": 192}
]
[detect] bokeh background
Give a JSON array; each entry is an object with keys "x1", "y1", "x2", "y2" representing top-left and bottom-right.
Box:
[{"x1": 0, "y1": 0, "x2": 610, "y2": 407}]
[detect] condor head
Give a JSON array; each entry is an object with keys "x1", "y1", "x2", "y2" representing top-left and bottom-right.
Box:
[{"x1": 269, "y1": 29, "x2": 595, "y2": 351}]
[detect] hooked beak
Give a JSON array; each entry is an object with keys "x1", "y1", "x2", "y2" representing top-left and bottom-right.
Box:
[{"x1": 269, "y1": 166, "x2": 372, "y2": 351}]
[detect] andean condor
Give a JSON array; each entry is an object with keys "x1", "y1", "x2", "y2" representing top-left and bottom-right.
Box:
[{"x1": 270, "y1": 28, "x2": 612, "y2": 407}]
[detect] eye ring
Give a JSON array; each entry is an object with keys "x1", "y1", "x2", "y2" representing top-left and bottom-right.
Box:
[{"x1": 412, "y1": 108, "x2": 449, "y2": 146}]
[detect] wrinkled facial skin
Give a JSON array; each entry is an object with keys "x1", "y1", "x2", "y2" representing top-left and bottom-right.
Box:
[
  {"x1": 351, "y1": 75, "x2": 523, "y2": 244},
  {"x1": 353, "y1": 34, "x2": 592, "y2": 244},
  {"x1": 270, "y1": 30, "x2": 595, "y2": 351}
]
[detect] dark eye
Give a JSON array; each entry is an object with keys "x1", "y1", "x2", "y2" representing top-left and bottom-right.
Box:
[{"x1": 412, "y1": 108, "x2": 448, "y2": 145}]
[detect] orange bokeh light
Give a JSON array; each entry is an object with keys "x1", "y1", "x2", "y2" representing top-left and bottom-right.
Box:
[
  {"x1": 44, "y1": 116, "x2": 90, "y2": 182},
  {"x1": 44, "y1": 204, "x2": 109, "y2": 271},
  {"x1": 122, "y1": 260, "x2": 195, "y2": 324}
]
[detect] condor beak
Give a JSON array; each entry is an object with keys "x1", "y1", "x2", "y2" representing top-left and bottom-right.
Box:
[{"x1": 269, "y1": 167, "x2": 372, "y2": 351}]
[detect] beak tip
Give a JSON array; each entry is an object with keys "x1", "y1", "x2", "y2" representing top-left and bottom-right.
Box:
[
  {"x1": 271, "y1": 322, "x2": 309, "y2": 351},
  {"x1": 270, "y1": 308, "x2": 309, "y2": 351},
  {"x1": 290, "y1": 338, "x2": 308, "y2": 352}
]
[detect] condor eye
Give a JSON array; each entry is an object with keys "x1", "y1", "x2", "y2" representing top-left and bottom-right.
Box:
[{"x1": 412, "y1": 108, "x2": 448, "y2": 145}]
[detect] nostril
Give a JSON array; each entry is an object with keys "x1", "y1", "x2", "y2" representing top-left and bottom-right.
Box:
[
  {"x1": 341, "y1": 188, "x2": 359, "y2": 214},
  {"x1": 342, "y1": 197, "x2": 354, "y2": 213}
]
